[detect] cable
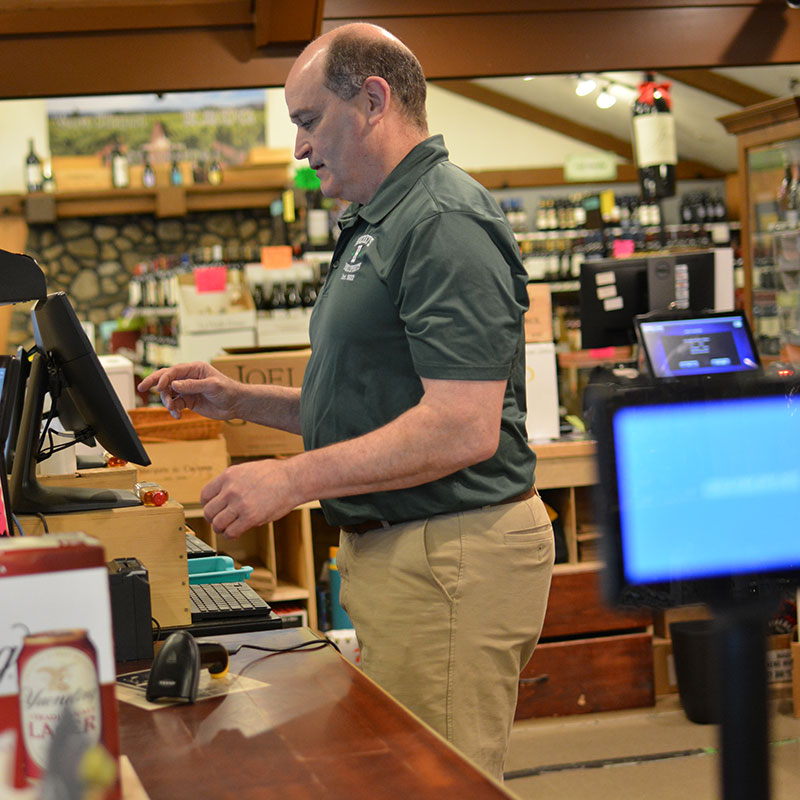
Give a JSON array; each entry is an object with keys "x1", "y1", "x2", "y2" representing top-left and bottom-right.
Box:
[
  {"x1": 233, "y1": 638, "x2": 341, "y2": 656},
  {"x1": 35, "y1": 512, "x2": 49, "y2": 534},
  {"x1": 11, "y1": 513, "x2": 24, "y2": 536}
]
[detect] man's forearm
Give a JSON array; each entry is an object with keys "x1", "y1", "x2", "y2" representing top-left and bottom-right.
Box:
[
  {"x1": 282, "y1": 379, "x2": 505, "y2": 507},
  {"x1": 234, "y1": 383, "x2": 303, "y2": 434}
]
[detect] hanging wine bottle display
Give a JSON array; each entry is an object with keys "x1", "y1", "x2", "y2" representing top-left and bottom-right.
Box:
[{"x1": 632, "y1": 73, "x2": 677, "y2": 201}]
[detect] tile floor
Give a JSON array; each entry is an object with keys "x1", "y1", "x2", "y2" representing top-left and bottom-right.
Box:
[{"x1": 504, "y1": 689, "x2": 800, "y2": 800}]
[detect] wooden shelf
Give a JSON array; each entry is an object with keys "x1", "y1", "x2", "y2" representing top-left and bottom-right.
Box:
[
  {"x1": 557, "y1": 346, "x2": 635, "y2": 369},
  {"x1": 2, "y1": 182, "x2": 287, "y2": 222}
]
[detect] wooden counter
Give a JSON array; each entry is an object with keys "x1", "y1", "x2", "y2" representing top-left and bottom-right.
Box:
[
  {"x1": 118, "y1": 628, "x2": 516, "y2": 799},
  {"x1": 533, "y1": 438, "x2": 597, "y2": 490}
]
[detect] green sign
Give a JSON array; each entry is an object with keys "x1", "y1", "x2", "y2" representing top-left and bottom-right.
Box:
[{"x1": 564, "y1": 152, "x2": 618, "y2": 182}]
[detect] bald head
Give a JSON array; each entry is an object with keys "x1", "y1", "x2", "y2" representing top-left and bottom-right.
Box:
[{"x1": 292, "y1": 23, "x2": 428, "y2": 133}]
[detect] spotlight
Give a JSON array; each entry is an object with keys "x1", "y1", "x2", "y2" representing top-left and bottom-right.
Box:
[
  {"x1": 575, "y1": 76, "x2": 597, "y2": 97},
  {"x1": 596, "y1": 89, "x2": 616, "y2": 109}
]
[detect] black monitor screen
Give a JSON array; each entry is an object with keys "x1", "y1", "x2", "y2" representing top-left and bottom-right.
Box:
[
  {"x1": 0, "y1": 355, "x2": 18, "y2": 535},
  {"x1": 593, "y1": 379, "x2": 800, "y2": 602},
  {"x1": 32, "y1": 293, "x2": 148, "y2": 464},
  {"x1": 636, "y1": 311, "x2": 762, "y2": 380},
  {"x1": 9, "y1": 292, "x2": 150, "y2": 515},
  {"x1": 646, "y1": 251, "x2": 717, "y2": 314},
  {"x1": 579, "y1": 258, "x2": 649, "y2": 349}
]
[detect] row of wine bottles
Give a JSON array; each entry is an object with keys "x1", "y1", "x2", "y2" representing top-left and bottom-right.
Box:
[
  {"x1": 532, "y1": 192, "x2": 665, "y2": 232},
  {"x1": 24, "y1": 137, "x2": 223, "y2": 192}
]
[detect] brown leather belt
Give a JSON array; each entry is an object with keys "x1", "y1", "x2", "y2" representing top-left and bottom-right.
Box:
[{"x1": 340, "y1": 486, "x2": 538, "y2": 535}]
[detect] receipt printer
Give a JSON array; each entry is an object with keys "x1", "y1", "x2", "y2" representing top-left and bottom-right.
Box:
[{"x1": 108, "y1": 557, "x2": 154, "y2": 662}]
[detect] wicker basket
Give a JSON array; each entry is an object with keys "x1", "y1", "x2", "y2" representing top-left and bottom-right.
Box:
[{"x1": 129, "y1": 406, "x2": 223, "y2": 442}]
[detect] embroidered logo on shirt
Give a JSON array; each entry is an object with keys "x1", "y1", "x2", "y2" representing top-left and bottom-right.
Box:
[{"x1": 342, "y1": 234, "x2": 374, "y2": 281}]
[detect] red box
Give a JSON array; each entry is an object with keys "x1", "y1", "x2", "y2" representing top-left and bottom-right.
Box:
[{"x1": 0, "y1": 533, "x2": 120, "y2": 798}]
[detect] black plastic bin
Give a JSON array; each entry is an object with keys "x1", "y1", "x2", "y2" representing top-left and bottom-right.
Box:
[{"x1": 670, "y1": 619, "x2": 720, "y2": 724}]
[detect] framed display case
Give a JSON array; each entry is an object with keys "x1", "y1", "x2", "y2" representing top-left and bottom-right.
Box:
[{"x1": 720, "y1": 97, "x2": 800, "y2": 363}]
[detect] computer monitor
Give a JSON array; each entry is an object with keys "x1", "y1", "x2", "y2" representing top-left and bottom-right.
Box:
[
  {"x1": 592, "y1": 377, "x2": 800, "y2": 605},
  {"x1": 0, "y1": 355, "x2": 20, "y2": 535},
  {"x1": 4, "y1": 347, "x2": 28, "y2": 474},
  {"x1": 579, "y1": 250, "x2": 730, "y2": 350},
  {"x1": 9, "y1": 292, "x2": 151, "y2": 515},
  {"x1": 635, "y1": 310, "x2": 762, "y2": 381},
  {"x1": 579, "y1": 257, "x2": 650, "y2": 349},
  {"x1": 645, "y1": 251, "x2": 717, "y2": 312}
]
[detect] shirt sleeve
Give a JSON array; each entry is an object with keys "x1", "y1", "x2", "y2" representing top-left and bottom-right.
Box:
[{"x1": 389, "y1": 210, "x2": 527, "y2": 381}]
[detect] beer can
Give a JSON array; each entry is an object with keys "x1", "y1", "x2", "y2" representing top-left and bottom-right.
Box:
[{"x1": 16, "y1": 628, "x2": 102, "y2": 780}]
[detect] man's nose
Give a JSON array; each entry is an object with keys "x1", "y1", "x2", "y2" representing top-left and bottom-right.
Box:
[{"x1": 294, "y1": 132, "x2": 310, "y2": 161}]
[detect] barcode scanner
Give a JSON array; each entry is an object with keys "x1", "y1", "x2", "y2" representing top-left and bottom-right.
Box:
[{"x1": 146, "y1": 630, "x2": 229, "y2": 703}]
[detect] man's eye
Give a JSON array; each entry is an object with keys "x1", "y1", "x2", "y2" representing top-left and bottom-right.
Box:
[{"x1": 300, "y1": 118, "x2": 315, "y2": 130}]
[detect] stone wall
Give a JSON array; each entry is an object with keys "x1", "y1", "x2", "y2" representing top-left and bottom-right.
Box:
[{"x1": 10, "y1": 208, "x2": 273, "y2": 350}]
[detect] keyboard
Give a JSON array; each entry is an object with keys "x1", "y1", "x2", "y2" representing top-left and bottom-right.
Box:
[
  {"x1": 186, "y1": 532, "x2": 217, "y2": 558},
  {"x1": 189, "y1": 581, "x2": 273, "y2": 622}
]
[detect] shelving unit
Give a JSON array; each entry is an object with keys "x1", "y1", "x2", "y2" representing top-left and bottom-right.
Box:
[
  {"x1": 0, "y1": 160, "x2": 290, "y2": 222},
  {"x1": 184, "y1": 501, "x2": 319, "y2": 630},
  {"x1": 178, "y1": 439, "x2": 599, "y2": 632},
  {"x1": 720, "y1": 96, "x2": 800, "y2": 361}
]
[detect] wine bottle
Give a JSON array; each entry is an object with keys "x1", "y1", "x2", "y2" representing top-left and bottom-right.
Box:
[
  {"x1": 25, "y1": 138, "x2": 42, "y2": 192},
  {"x1": 208, "y1": 149, "x2": 222, "y2": 185},
  {"x1": 170, "y1": 154, "x2": 183, "y2": 186},
  {"x1": 111, "y1": 138, "x2": 130, "y2": 188},
  {"x1": 142, "y1": 153, "x2": 156, "y2": 188},
  {"x1": 41, "y1": 161, "x2": 56, "y2": 194},
  {"x1": 632, "y1": 73, "x2": 677, "y2": 201}
]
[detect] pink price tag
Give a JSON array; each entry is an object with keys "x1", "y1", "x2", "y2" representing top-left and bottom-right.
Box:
[
  {"x1": 194, "y1": 266, "x2": 227, "y2": 293},
  {"x1": 612, "y1": 238, "x2": 635, "y2": 257},
  {"x1": 588, "y1": 346, "x2": 617, "y2": 359}
]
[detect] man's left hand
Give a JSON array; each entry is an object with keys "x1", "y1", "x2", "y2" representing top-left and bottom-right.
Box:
[{"x1": 200, "y1": 460, "x2": 300, "y2": 540}]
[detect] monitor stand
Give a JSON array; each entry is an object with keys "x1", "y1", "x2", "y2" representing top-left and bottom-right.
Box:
[
  {"x1": 698, "y1": 579, "x2": 781, "y2": 800},
  {"x1": 9, "y1": 352, "x2": 141, "y2": 515}
]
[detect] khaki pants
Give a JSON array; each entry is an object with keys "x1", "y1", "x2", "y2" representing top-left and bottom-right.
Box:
[{"x1": 336, "y1": 494, "x2": 555, "y2": 781}]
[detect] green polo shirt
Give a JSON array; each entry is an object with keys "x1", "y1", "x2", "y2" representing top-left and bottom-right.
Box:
[{"x1": 299, "y1": 135, "x2": 535, "y2": 527}]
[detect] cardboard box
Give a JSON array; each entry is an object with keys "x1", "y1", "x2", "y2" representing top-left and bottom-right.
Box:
[
  {"x1": 652, "y1": 636, "x2": 678, "y2": 695},
  {"x1": 0, "y1": 533, "x2": 121, "y2": 798},
  {"x1": 525, "y1": 342, "x2": 560, "y2": 442},
  {"x1": 767, "y1": 633, "x2": 793, "y2": 685},
  {"x1": 653, "y1": 604, "x2": 712, "y2": 639},
  {"x1": 176, "y1": 271, "x2": 257, "y2": 334},
  {"x1": 135, "y1": 436, "x2": 229, "y2": 505},
  {"x1": 211, "y1": 349, "x2": 310, "y2": 456},
  {"x1": 655, "y1": 631, "x2": 792, "y2": 698},
  {"x1": 525, "y1": 282, "x2": 554, "y2": 343}
]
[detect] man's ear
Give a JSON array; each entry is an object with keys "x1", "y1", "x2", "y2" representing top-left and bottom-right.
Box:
[{"x1": 361, "y1": 75, "x2": 390, "y2": 124}]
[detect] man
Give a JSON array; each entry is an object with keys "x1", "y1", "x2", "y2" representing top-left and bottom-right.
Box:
[{"x1": 138, "y1": 22, "x2": 554, "y2": 780}]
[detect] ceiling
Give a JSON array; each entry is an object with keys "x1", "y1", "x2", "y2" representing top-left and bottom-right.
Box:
[{"x1": 443, "y1": 65, "x2": 800, "y2": 176}]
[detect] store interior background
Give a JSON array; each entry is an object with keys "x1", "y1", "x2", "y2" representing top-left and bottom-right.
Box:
[
  {"x1": 5, "y1": 0, "x2": 800, "y2": 358},
  {"x1": 3, "y1": 3, "x2": 800, "y2": 797},
  {"x1": 0, "y1": 64, "x2": 785, "y2": 352}
]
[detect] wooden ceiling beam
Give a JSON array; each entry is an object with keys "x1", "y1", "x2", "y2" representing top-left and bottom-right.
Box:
[
  {"x1": 0, "y1": 1, "x2": 252, "y2": 35},
  {"x1": 469, "y1": 159, "x2": 725, "y2": 191},
  {"x1": 323, "y1": 2, "x2": 800, "y2": 78},
  {"x1": 662, "y1": 69, "x2": 776, "y2": 107}
]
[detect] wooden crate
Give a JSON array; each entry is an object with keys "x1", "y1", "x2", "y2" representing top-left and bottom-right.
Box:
[
  {"x1": 516, "y1": 563, "x2": 654, "y2": 719},
  {"x1": 18, "y1": 501, "x2": 190, "y2": 628},
  {"x1": 516, "y1": 631, "x2": 654, "y2": 718},
  {"x1": 542, "y1": 563, "x2": 652, "y2": 638}
]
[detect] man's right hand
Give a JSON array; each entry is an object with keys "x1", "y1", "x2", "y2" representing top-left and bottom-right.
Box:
[{"x1": 137, "y1": 362, "x2": 240, "y2": 421}]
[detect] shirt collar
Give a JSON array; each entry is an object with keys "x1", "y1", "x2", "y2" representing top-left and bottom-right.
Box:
[{"x1": 338, "y1": 135, "x2": 450, "y2": 229}]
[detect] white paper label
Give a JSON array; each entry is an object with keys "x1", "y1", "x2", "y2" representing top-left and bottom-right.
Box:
[{"x1": 633, "y1": 114, "x2": 677, "y2": 168}]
